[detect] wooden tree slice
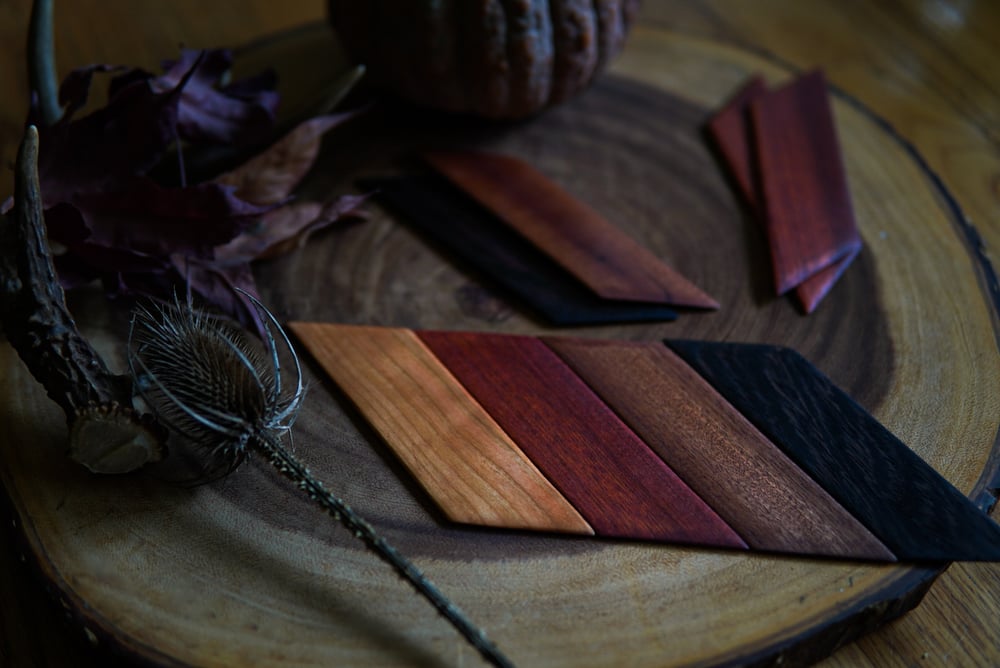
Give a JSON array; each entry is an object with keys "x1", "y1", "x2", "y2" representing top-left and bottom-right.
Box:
[{"x1": 1, "y1": 22, "x2": 998, "y2": 667}]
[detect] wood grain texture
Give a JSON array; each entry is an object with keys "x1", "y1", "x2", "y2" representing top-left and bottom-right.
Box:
[
  {"x1": 360, "y1": 174, "x2": 679, "y2": 325},
  {"x1": 288, "y1": 322, "x2": 593, "y2": 534},
  {"x1": 706, "y1": 75, "x2": 856, "y2": 313},
  {"x1": 1, "y1": 3, "x2": 999, "y2": 666},
  {"x1": 666, "y1": 339, "x2": 1000, "y2": 562},
  {"x1": 424, "y1": 149, "x2": 719, "y2": 308},
  {"x1": 545, "y1": 336, "x2": 895, "y2": 560},
  {"x1": 418, "y1": 330, "x2": 746, "y2": 548},
  {"x1": 750, "y1": 70, "x2": 862, "y2": 296}
]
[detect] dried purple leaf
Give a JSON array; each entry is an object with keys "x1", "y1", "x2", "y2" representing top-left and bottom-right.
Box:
[
  {"x1": 214, "y1": 110, "x2": 361, "y2": 204},
  {"x1": 57, "y1": 63, "x2": 122, "y2": 120},
  {"x1": 216, "y1": 194, "x2": 368, "y2": 263},
  {"x1": 36, "y1": 77, "x2": 184, "y2": 205},
  {"x1": 152, "y1": 49, "x2": 279, "y2": 146},
  {"x1": 68, "y1": 177, "x2": 275, "y2": 256},
  {"x1": 28, "y1": 40, "x2": 366, "y2": 332}
]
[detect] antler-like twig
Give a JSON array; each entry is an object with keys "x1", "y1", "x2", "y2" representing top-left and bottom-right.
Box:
[{"x1": 0, "y1": 126, "x2": 165, "y2": 472}]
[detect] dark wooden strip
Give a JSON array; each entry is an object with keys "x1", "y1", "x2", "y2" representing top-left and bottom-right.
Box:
[
  {"x1": 418, "y1": 330, "x2": 747, "y2": 549},
  {"x1": 544, "y1": 336, "x2": 895, "y2": 560},
  {"x1": 665, "y1": 339, "x2": 1000, "y2": 562},
  {"x1": 707, "y1": 74, "x2": 860, "y2": 313},
  {"x1": 424, "y1": 149, "x2": 719, "y2": 308},
  {"x1": 750, "y1": 70, "x2": 862, "y2": 296},
  {"x1": 289, "y1": 322, "x2": 594, "y2": 534},
  {"x1": 360, "y1": 175, "x2": 679, "y2": 325}
]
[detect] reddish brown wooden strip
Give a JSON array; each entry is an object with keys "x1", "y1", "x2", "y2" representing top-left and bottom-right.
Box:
[
  {"x1": 361, "y1": 175, "x2": 679, "y2": 325},
  {"x1": 706, "y1": 75, "x2": 767, "y2": 209},
  {"x1": 288, "y1": 322, "x2": 594, "y2": 535},
  {"x1": 424, "y1": 149, "x2": 719, "y2": 309},
  {"x1": 544, "y1": 337, "x2": 895, "y2": 560},
  {"x1": 708, "y1": 74, "x2": 861, "y2": 312},
  {"x1": 418, "y1": 330, "x2": 746, "y2": 548},
  {"x1": 750, "y1": 70, "x2": 861, "y2": 296},
  {"x1": 794, "y1": 245, "x2": 861, "y2": 313}
]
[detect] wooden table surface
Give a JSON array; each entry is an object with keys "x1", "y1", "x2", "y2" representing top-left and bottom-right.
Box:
[{"x1": 0, "y1": 1, "x2": 997, "y2": 666}]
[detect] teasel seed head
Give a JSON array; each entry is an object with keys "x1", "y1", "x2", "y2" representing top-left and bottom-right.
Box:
[{"x1": 127, "y1": 290, "x2": 305, "y2": 475}]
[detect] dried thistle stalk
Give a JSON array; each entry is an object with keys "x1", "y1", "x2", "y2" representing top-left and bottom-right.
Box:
[{"x1": 128, "y1": 294, "x2": 513, "y2": 668}]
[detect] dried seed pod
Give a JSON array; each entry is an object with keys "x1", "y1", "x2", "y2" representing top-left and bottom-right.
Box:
[{"x1": 128, "y1": 294, "x2": 304, "y2": 477}]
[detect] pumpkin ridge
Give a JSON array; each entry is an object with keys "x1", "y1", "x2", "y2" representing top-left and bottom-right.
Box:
[
  {"x1": 500, "y1": 0, "x2": 534, "y2": 113},
  {"x1": 426, "y1": 0, "x2": 464, "y2": 111},
  {"x1": 476, "y1": 0, "x2": 512, "y2": 116},
  {"x1": 550, "y1": 0, "x2": 600, "y2": 104},
  {"x1": 499, "y1": 0, "x2": 525, "y2": 116},
  {"x1": 448, "y1": 0, "x2": 477, "y2": 114},
  {"x1": 546, "y1": 0, "x2": 563, "y2": 104},
  {"x1": 500, "y1": 0, "x2": 556, "y2": 118},
  {"x1": 594, "y1": 0, "x2": 632, "y2": 71}
]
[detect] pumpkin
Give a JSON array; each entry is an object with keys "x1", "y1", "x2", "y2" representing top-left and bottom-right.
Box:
[{"x1": 328, "y1": 0, "x2": 641, "y2": 119}]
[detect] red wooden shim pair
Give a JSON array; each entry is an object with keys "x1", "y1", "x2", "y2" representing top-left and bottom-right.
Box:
[
  {"x1": 707, "y1": 71, "x2": 862, "y2": 312},
  {"x1": 419, "y1": 329, "x2": 744, "y2": 548},
  {"x1": 425, "y1": 150, "x2": 719, "y2": 310}
]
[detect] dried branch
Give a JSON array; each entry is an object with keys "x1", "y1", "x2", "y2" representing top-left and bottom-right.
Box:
[{"x1": 0, "y1": 125, "x2": 165, "y2": 473}]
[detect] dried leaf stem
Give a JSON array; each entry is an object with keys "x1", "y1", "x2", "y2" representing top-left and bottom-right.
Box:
[
  {"x1": 0, "y1": 126, "x2": 164, "y2": 472},
  {"x1": 128, "y1": 295, "x2": 514, "y2": 668}
]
